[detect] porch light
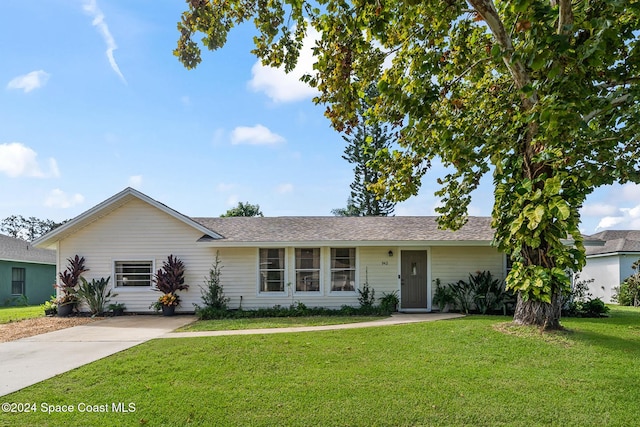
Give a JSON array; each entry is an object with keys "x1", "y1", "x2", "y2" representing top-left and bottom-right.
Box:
[{"x1": 388, "y1": 250, "x2": 393, "y2": 257}]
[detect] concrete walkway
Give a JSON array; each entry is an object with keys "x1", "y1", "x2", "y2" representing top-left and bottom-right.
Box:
[
  {"x1": 0, "y1": 315, "x2": 195, "y2": 397},
  {"x1": 0, "y1": 312, "x2": 463, "y2": 397},
  {"x1": 164, "y1": 312, "x2": 464, "y2": 338}
]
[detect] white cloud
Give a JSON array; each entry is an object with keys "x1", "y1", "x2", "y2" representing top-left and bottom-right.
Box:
[
  {"x1": 248, "y1": 26, "x2": 320, "y2": 103},
  {"x1": 277, "y1": 183, "x2": 294, "y2": 194},
  {"x1": 6, "y1": 70, "x2": 50, "y2": 93},
  {"x1": 226, "y1": 195, "x2": 239, "y2": 206},
  {"x1": 82, "y1": 0, "x2": 126, "y2": 84},
  {"x1": 231, "y1": 125, "x2": 285, "y2": 146},
  {"x1": 596, "y1": 204, "x2": 640, "y2": 231},
  {"x1": 581, "y1": 203, "x2": 619, "y2": 217},
  {"x1": 128, "y1": 175, "x2": 142, "y2": 188},
  {"x1": 44, "y1": 189, "x2": 85, "y2": 209},
  {"x1": 0, "y1": 142, "x2": 59, "y2": 178},
  {"x1": 621, "y1": 183, "x2": 640, "y2": 203}
]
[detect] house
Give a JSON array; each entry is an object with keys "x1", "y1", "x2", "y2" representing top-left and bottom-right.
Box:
[
  {"x1": 578, "y1": 230, "x2": 640, "y2": 303},
  {"x1": 33, "y1": 188, "x2": 507, "y2": 313},
  {"x1": 0, "y1": 234, "x2": 56, "y2": 306}
]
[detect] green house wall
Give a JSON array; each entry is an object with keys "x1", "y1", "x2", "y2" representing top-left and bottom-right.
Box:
[{"x1": 0, "y1": 260, "x2": 56, "y2": 306}]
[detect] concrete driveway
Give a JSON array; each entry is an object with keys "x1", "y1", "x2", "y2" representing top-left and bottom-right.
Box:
[
  {"x1": 0, "y1": 312, "x2": 464, "y2": 397},
  {"x1": 0, "y1": 315, "x2": 195, "y2": 397}
]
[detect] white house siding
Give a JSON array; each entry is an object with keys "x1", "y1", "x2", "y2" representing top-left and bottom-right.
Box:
[
  {"x1": 579, "y1": 256, "x2": 620, "y2": 303},
  {"x1": 430, "y1": 246, "x2": 505, "y2": 291},
  {"x1": 57, "y1": 198, "x2": 218, "y2": 313},
  {"x1": 359, "y1": 247, "x2": 399, "y2": 298},
  {"x1": 55, "y1": 197, "x2": 507, "y2": 312},
  {"x1": 214, "y1": 246, "x2": 398, "y2": 310},
  {"x1": 580, "y1": 254, "x2": 640, "y2": 303}
]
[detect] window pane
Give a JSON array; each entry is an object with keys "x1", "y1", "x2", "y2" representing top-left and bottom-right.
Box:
[
  {"x1": 331, "y1": 270, "x2": 355, "y2": 291},
  {"x1": 331, "y1": 248, "x2": 355, "y2": 269},
  {"x1": 295, "y1": 248, "x2": 320, "y2": 292},
  {"x1": 259, "y1": 248, "x2": 285, "y2": 292},
  {"x1": 11, "y1": 268, "x2": 25, "y2": 295},
  {"x1": 296, "y1": 271, "x2": 320, "y2": 292},
  {"x1": 330, "y1": 248, "x2": 356, "y2": 292},
  {"x1": 115, "y1": 261, "x2": 152, "y2": 286}
]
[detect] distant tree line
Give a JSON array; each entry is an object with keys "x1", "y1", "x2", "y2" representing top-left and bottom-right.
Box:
[{"x1": 0, "y1": 215, "x2": 66, "y2": 241}]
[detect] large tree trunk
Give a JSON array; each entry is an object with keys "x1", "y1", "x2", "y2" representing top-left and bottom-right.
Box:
[{"x1": 512, "y1": 291, "x2": 562, "y2": 330}]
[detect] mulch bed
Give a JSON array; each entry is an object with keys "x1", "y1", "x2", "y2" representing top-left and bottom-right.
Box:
[{"x1": 0, "y1": 316, "x2": 102, "y2": 343}]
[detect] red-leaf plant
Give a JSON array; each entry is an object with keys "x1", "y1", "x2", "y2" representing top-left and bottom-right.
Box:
[
  {"x1": 153, "y1": 255, "x2": 188, "y2": 306},
  {"x1": 57, "y1": 255, "x2": 88, "y2": 305}
]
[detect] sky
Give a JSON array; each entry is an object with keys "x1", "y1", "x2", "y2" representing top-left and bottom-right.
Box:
[{"x1": 0, "y1": 0, "x2": 638, "y2": 236}]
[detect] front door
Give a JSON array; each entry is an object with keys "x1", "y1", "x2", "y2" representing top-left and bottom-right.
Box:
[{"x1": 401, "y1": 251, "x2": 428, "y2": 309}]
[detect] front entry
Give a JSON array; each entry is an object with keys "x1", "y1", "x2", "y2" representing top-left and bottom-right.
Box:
[{"x1": 401, "y1": 250, "x2": 428, "y2": 309}]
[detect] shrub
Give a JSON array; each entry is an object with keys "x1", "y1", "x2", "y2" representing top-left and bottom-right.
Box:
[
  {"x1": 76, "y1": 276, "x2": 116, "y2": 316},
  {"x1": 432, "y1": 279, "x2": 455, "y2": 312},
  {"x1": 195, "y1": 252, "x2": 229, "y2": 314},
  {"x1": 357, "y1": 275, "x2": 376, "y2": 308},
  {"x1": 379, "y1": 291, "x2": 399, "y2": 313},
  {"x1": 447, "y1": 279, "x2": 475, "y2": 314},
  {"x1": 57, "y1": 255, "x2": 87, "y2": 307},
  {"x1": 469, "y1": 270, "x2": 506, "y2": 315},
  {"x1": 563, "y1": 275, "x2": 610, "y2": 317},
  {"x1": 153, "y1": 255, "x2": 188, "y2": 307},
  {"x1": 612, "y1": 260, "x2": 640, "y2": 307}
]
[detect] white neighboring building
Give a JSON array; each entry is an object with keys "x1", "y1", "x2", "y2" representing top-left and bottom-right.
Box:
[{"x1": 579, "y1": 230, "x2": 640, "y2": 303}]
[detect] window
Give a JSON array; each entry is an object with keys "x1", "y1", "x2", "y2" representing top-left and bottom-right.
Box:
[
  {"x1": 11, "y1": 268, "x2": 25, "y2": 296},
  {"x1": 115, "y1": 261, "x2": 153, "y2": 287},
  {"x1": 295, "y1": 248, "x2": 320, "y2": 292},
  {"x1": 259, "y1": 249, "x2": 285, "y2": 292},
  {"x1": 331, "y1": 248, "x2": 356, "y2": 291}
]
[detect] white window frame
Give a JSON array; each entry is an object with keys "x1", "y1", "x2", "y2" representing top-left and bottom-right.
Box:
[
  {"x1": 294, "y1": 248, "x2": 322, "y2": 294},
  {"x1": 257, "y1": 248, "x2": 287, "y2": 295},
  {"x1": 113, "y1": 260, "x2": 154, "y2": 289},
  {"x1": 329, "y1": 247, "x2": 358, "y2": 294}
]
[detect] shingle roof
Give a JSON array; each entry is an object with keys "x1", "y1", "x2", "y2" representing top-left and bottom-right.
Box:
[
  {"x1": 191, "y1": 216, "x2": 494, "y2": 243},
  {"x1": 585, "y1": 230, "x2": 640, "y2": 256},
  {"x1": 0, "y1": 234, "x2": 56, "y2": 264}
]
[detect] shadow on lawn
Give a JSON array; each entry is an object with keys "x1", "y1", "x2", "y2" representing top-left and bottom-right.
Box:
[{"x1": 563, "y1": 328, "x2": 640, "y2": 357}]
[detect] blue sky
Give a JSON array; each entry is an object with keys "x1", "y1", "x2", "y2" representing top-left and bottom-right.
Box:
[{"x1": 0, "y1": 1, "x2": 638, "y2": 235}]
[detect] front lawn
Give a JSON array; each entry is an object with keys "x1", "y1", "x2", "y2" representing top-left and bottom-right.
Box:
[
  {"x1": 1, "y1": 307, "x2": 638, "y2": 426},
  {"x1": 176, "y1": 315, "x2": 387, "y2": 332},
  {"x1": 0, "y1": 305, "x2": 43, "y2": 324}
]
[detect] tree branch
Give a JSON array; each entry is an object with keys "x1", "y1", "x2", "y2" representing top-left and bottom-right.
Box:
[
  {"x1": 556, "y1": 0, "x2": 573, "y2": 35},
  {"x1": 583, "y1": 94, "x2": 631, "y2": 123},
  {"x1": 468, "y1": 0, "x2": 537, "y2": 108}
]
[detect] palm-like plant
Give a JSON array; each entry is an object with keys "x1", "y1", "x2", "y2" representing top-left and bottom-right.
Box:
[{"x1": 153, "y1": 255, "x2": 188, "y2": 307}]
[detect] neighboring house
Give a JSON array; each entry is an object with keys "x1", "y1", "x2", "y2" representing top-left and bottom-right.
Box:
[
  {"x1": 33, "y1": 188, "x2": 507, "y2": 313},
  {"x1": 578, "y1": 230, "x2": 640, "y2": 303},
  {"x1": 0, "y1": 234, "x2": 56, "y2": 306}
]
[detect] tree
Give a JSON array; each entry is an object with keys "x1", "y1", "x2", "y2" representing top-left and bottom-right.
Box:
[
  {"x1": 176, "y1": 1, "x2": 640, "y2": 329},
  {"x1": 221, "y1": 202, "x2": 264, "y2": 217},
  {"x1": 333, "y1": 86, "x2": 396, "y2": 216},
  {"x1": 0, "y1": 215, "x2": 65, "y2": 241}
]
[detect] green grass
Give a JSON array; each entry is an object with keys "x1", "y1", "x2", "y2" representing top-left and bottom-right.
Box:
[
  {"x1": 176, "y1": 315, "x2": 387, "y2": 332},
  {"x1": 1, "y1": 307, "x2": 639, "y2": 427},
  {"x1": 0, "y1": 305, "x2": 43, "y2": 324}
]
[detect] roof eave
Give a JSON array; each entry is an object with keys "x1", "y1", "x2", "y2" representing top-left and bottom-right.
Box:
[
  {"x1": 33, "y1": 187, "x2": 223, "y2": 248},
  {"x1": 195, "y1": 239, "x2": 494, "y2": 247}
]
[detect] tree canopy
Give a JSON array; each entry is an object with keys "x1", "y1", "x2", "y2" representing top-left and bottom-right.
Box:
[
  {"x1": 0, "y1": 215, "x2": 65, "y2": 241},
  {"x1": 333, "y1": 85, "x2": 396, "y2": 216},
  {"x1": 176, "y1": 0, "x2": 640, "y2": 328},
  {"x1": 220, "y1": 201, "x2": 264, "y2": 217}
]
